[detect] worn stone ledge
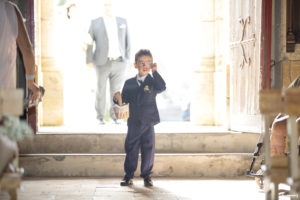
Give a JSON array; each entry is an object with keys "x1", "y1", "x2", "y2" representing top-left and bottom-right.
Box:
[
  {"x1": 19, "y1": 153, "x2": 260, "y2": 178},
  {"x1": 19, "y1": 132, "x2": 259, "y2": 154}
]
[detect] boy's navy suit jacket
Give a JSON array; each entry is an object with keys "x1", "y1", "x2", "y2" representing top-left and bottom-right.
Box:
[{"x1": 122, "y1": 71, "x2": 166, "y2": 126}]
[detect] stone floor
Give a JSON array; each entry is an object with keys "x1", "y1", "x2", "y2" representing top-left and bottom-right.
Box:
[{"x1": 0, "y1": 177, "x2": 288, "y2": 200}]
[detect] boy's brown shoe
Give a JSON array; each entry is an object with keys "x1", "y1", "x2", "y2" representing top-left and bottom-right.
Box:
[
  {"x1": 144, "y1": 176, "x2": 153, "y2": 187},
  {"x1": 120, "y1": 178, "x2": 133, "y2": 186}
]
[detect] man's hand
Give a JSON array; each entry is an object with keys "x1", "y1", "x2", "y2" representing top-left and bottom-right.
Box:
[
  {"x1": 87, "y1": 63, "x2": 93, "y2": 68},
  {"x1": 152, "y1": 63, "x2": 157, "y2": 72}
]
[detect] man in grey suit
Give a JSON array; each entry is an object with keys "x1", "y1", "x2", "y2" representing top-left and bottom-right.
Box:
[{"x1": 86, "y1": 2, "x2": 130, "y2": 124}]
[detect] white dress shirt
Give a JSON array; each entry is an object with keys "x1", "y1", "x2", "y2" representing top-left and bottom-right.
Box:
[
  {"x1": 103, "y1": 16, "x2": 121, "y2": 59},
  {"x1": 136, "y1": 74, "x2": 147, "y2": 86}
]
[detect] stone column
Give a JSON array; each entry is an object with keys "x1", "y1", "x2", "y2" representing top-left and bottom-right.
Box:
[
  {"x1": 191, "y1": 0, "x2": 216, "y2": 125},
  {"x1": 213, "y1": 0, "x2": 228, "y2": 126},
  {"x1": 40, "y1": 0, "x2": 64, "y2": 125},
  {"x1": 191, "y1": 0, "x2": 227, "y2": 126}
]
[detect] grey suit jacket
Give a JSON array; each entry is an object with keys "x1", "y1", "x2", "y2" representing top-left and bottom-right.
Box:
[{"x1": 86, "y1": 16, "x2": 130, "y2": 66}]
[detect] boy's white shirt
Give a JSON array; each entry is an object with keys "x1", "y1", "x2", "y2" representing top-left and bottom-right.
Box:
[
  {"x1": 136, "y1": 74, "x2": 147, "y2": 86},
  {"x1": 136, "y1": 72, "x2": 153, "y2": 86}
]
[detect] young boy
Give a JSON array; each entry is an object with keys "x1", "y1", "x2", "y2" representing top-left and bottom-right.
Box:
[{"x1": 117, "y1": 49, "x2": 166, "y2": 187}]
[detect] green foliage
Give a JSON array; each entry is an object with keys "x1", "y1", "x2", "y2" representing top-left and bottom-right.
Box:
[
  {"x1": 0, "y1": 115, "x2": 33, "y2": 141},
  {"x1": 58, "y1": 0, "x2": 67, "y2": 6}
]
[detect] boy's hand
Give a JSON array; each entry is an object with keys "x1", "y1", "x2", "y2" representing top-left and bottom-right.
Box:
[
  {"x1": 113, "y1": 92, "x2": 130, "y2": 120},
  {"x1": 152, "y1": 63, "x2": 157, "y2": 72},
  {"x1": 114, "y1": 92, "x2": 123, "y2": 106}
]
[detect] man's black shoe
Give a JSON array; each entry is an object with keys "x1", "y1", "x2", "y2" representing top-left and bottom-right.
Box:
[
  {"x1": 144, "y1": 176, "x2": 153, "y2": 187},
  {"x1": 120, "y1": 178, "x2": 133, "y2": 186}
]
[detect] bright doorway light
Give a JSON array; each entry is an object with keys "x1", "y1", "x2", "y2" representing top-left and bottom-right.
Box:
[{"x1": 53, "y1": 0, "x2": 204, "y2": 126}]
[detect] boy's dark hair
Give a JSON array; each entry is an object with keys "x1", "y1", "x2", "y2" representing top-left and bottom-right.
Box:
[{"x1": 135, "y1": 49, "x2": 152, "y2": 63}]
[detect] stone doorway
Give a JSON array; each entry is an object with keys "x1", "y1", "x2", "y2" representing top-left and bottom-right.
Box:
[{"x1": 34, "y1": 0, "x2": 244, "y2": 132}]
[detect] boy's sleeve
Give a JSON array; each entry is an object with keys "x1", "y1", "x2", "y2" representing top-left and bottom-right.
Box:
[
  {"x1": 152, "y1": 71, "x2": 166, "y2": 93},
  {"x1": 121, "y1": 81, "x2": 130, "y2": 104}
]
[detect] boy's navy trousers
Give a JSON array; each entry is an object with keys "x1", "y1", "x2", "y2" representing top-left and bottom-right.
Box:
[{"x1": 124, "y1": 123, "x2": 155, "y2": 179}]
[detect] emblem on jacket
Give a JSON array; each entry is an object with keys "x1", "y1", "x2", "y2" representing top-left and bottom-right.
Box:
[{"x1": 144, "y1": 85, "x2": 151, "y2": 93}]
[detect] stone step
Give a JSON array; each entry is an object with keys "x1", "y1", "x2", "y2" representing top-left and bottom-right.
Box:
[
  {"x1": 19, "y1": 153, "x2": 261, "y2": 178},
  {"x1": 19, "y1": 132, "x2": 260, "y2": 154}
]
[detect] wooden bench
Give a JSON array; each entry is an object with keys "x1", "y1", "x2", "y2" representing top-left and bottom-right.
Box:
[
  {"x1": 0, "y1": 89, "x2": 24, "y2": 200},
  {"x1": 260, "y1": 88, "x2": 300, "y2": 200},
  {"x1": 0, "y1": 154, "x2": 23, "y2": 200}
]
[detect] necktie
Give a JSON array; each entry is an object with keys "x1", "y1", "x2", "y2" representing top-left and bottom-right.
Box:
[{"x1": 138, "y1": 80, "x2": 143, "y2": 85}]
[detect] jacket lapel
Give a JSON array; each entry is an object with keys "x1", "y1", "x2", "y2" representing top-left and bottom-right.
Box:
[{"x1": 116, "y1": 17, "x2": 122, "y2": 44}]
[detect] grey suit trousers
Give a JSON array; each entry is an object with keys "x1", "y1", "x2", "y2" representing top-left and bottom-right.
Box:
[{"x1": 95, "y1": 60, "x2": 126, "y2": 120}]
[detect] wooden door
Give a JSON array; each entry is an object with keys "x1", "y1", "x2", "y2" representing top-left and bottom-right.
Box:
[
  {"x1": 229, "y1": 0, "x2": 263, "y2": 133},
  {"x1": 16, "y1": 0, "x2": 37, "y2": 133}
]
